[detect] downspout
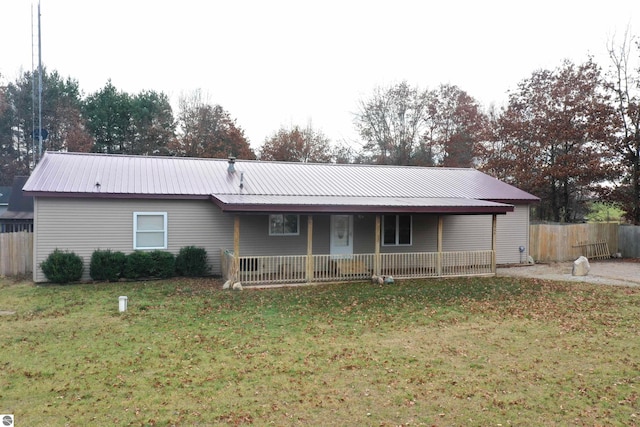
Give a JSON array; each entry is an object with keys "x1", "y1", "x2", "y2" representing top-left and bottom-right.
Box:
[
  {"x1": 306, "y1": 215, "x2": 313, "y2": 282},
  {"x1": 374, "y1": 215, "x2": 381, "y2": 276},
  {"x1": 437, "y1": 215, "x2": 443, "y2": 276},
  {"x1": 233, "y1": 215, "x2": 240, "y2": 282},
  {"x1": 491, "y1": 214, "x2": 497, "y2": 273}
]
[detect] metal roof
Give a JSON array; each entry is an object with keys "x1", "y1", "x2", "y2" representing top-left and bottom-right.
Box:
[
  {"x1": 23, "y1": 152, "x2": 539, "y2": 214},
  {"x1": 211, "y1": 195, "x2": 515, "y2": 214}
]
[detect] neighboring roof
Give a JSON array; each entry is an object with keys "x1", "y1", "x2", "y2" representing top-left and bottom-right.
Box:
[
  {"x1": 24, "y1": 152, "x2": 539, "y2": 214},
  {"x1": 0, "y1": 186, "x2": 11, "y2": 205},
  {"x1": 0, "y1": 176, "x2": 34, "y2": 220}
]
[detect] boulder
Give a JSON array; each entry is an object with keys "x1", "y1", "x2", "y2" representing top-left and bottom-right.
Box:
[{"x1": 572, "y1": 256, "x2": 590, "y2": 276}]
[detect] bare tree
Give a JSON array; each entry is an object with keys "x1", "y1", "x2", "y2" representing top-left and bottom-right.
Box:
[
  {"x1": 354, "y1": 82, "x2": 487, "y2": 167},
  {"x1": 607, "y1": 30, "x2": 640, "y2": 223},
  {"x1": 354, "y1": 81, "x2": 430, "y2": 165}
]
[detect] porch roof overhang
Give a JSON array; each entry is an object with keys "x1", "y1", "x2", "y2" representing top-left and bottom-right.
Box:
[{"x1": 209, "y1": 194, "x2": 514, "y2": 214}]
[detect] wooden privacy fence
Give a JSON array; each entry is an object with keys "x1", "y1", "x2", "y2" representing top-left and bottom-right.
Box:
[
  {"x1": 0, "y1": 231, "x2": 33, "y2": 276},
  {"x1": 619, "y1": 225, "x2": 640, "y2": 258},
  {"x1": 529, "y1": 223, "x2": 618, "y2": 263}
]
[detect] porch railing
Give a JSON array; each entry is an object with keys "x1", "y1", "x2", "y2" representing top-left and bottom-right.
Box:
[{"x1": 224, "y1": 250, "x2": 494, "y2": 285}]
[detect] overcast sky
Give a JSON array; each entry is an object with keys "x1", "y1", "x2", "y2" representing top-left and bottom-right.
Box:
[{"x1": 1, "y1": 0, "x2": 638, "y2": 150}]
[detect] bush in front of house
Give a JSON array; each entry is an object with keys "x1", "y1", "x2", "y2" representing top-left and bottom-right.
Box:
[
  {"x1": 148, "y1": 250, "x2": 175, "y2": 279},
  {"x1": 40, "y1": 249, "x2": 84, "y2": 284},
  {"x1": 90, "y1": 249, "x2": 126, "y2": 282},
  {"x1": 124, "y1": 251, "x2": 153, "y2": 280},
  {"x1": 123, "y1": 250, "x2": 176, "y2": 280},
  {"x1": 175, "y1": 246, "x2": 209, "y2": 277}
]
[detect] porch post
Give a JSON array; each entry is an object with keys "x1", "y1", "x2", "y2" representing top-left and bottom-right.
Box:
[
  {"x1": 374, "y1": 215, "x2": 381, "y2": 276},
  {"x1": 234, "y1": 215, "x2": 240, "y2": 257},
  {"x1": 491, "y1": 214, "x2": 497, "y2": 273},
  {"x1": 437, "y1": 215, "x2": 443, "y2": 276},
  {"x1": 306, "y1": 215, "x2": 314, "y2": 282}
]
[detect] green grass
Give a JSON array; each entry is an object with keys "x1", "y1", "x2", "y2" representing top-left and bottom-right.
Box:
[{"x1": 1, "y1": 276, "x2": 639, "y2": 426}]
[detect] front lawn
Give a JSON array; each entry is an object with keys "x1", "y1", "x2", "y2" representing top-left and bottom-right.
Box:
[{"x1": 0, "y1": 276, "x2": 639, "y2": 426}]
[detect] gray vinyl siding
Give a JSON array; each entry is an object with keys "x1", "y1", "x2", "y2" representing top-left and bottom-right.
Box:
[
  {"x1": 33, "y1": 202, "x2": 532, "y2": 282},
  {"x1": 236, "y1": 213, "x2": 523, "y2": 258},
  {"x1": 237, "y1": 214, "x2": 438, "y2": 256},
  {"x1": 440, "y1": 206, "x2": 531, "y2": 264},
  {"x1": 33, "y1": 197, "x2": 234, "y2": 282},
  {"x1": 496, "y1": 204, "x2": 530, "y2": 264},
  {"x1": 442, "y1": 215, "x2": 493, "y2": 252},
  {"x1": 236, "y1": 215, "x2": 312, "y2": 256}
]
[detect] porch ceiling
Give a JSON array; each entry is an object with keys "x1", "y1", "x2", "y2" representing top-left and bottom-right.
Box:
[{"x1": 210, "y1": 194, "x2": 514, "y2": 214}]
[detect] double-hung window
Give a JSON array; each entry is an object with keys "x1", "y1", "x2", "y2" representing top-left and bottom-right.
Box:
[
  {"x1": 383, "y1": 214, "x2": 412, "y2": 246},
  {"x1": 269, "y1": 214, "x2": 299, "y2": 236},
  {"x1": 134, "y1": 212, "x2": 167, "y2": 249}
]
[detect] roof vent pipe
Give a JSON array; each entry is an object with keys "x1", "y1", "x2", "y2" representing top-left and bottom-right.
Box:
[{"x1": 227, "y1": 156, "x2": 236, "y2": 173}]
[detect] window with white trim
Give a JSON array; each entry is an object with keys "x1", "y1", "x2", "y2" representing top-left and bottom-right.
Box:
[
  {"x1": 134, "y1": 212, "x2": 167, "y2": 249},
  {"x1": 269, "y1": 214, "x2": 300, "y2": 236},
  {"x1": 382, "y1": 214, "x2": 412, "y2": 246}
]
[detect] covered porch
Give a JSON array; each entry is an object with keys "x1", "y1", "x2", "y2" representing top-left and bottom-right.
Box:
[{"x1": 220, "y1": 214, "x2": 500, "y2": 285}]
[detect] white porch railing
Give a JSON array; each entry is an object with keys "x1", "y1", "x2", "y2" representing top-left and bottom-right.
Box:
[{"x1": 225, "y1": 250, "x2": 494, "y2": 285}]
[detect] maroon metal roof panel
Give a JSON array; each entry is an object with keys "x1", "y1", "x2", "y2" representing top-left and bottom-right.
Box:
[{"x1": 23, "y1": 152, "x2": 539, "y2": 204}]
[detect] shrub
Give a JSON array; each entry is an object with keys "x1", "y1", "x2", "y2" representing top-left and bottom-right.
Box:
[
  {"x1": 175, "y1": 246, "x2": 209, "y2": 277},
  {"x1": 90, "y1": 249, "x2": 126, "y2": 282},
  {"x1": 123, "y1": 250, "x2": 176, "y2": 280},
  {"x1": 40, "y1": 249, "x2": 84, "y2": 284},
  {"x1": 149, "y1": 250, "x2": 175, "y2": 279},
  {"x1": 124, "y1": 251, "x2": 153, "y2": 280}
]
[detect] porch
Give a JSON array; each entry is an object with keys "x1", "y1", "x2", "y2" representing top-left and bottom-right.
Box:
[
  {"x1": 222, "y1": 250, "x2": 495, "y2": 285},
  {"x1": 220, "y1": 213, "x2": 498, "y2": 285}
]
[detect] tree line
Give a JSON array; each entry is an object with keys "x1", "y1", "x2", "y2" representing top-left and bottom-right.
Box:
[{"x1": 0, "y1": 34, "x2": 638, "y2": 223}]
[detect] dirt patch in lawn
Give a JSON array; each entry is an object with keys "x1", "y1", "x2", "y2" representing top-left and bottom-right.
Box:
[{"x1": 497, "y1": 258, "x2": 640, "y2": 287}]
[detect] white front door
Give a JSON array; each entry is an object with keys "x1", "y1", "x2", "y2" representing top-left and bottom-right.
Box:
[{"x1": 330, "y1": 215, "x2": 353, "y2": 257}]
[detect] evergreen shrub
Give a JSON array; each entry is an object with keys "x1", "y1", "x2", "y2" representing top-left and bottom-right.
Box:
[
  {"x1": 89, "y1": 249, "x2": 126, "y2": 282},
  {"x1": 40, "y1": 249, "x2": 84, "y2": 284},
  {"x1": 175, "y1": 246, "x2": 209, "y2": 277}
]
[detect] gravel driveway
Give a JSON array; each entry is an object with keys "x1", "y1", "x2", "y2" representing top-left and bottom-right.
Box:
[{"x1": 497, "y1": 259, "x2": 640, "y2": 287}]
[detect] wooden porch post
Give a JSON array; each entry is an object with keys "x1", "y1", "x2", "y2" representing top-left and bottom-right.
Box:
[
  {"x1": 491, "y1": 214, "x2": 497, "y2": 273},
  {"x1": 374, "y1": 215, "x2": 381, "y2": 276},
  {"x1": 306, "y1": 215, "x2": 314, "y2": 282},
  {"x1": 437, "y1": 215, "x2": 443, "y2": 276},
  {"x1": 234, "y1": 215, "x2": 240, "y2": 257}
]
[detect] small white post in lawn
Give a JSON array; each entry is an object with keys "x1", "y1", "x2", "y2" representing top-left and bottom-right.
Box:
[{"x1": 118, "y1": 296, "x2": 128, "y2": 312}]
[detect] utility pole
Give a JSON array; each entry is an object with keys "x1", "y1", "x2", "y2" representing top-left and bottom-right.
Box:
[
  {"x1": 38, "y1": 1, "x2": 43, "y2": 160},
  {"x1": 31, "y1": 3, "x2": 36, "y2": 165}
]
